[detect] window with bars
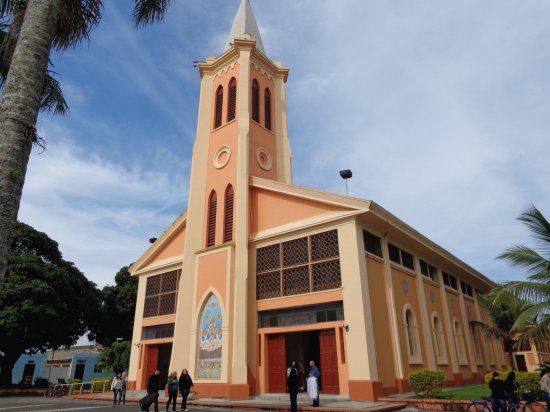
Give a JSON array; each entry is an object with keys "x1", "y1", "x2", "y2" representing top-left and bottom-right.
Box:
[
  {"x1": 251, "y1": 79, "x2": 259, "y2": 123},
  {"x1": 256, "y1": 229, "x2": 341, "y2": 300},
  {"x1": 143, "y1": 270, "x2": 181, "y2": 318},
  {"x1": 227, "y1": 78, "x2": 237, "y2": 122},
  {"x1": 207, "y1": 191, "x2": 217, "y2": 247},
  {"x1": 223, "y1": 184, "x2": 234, "y2": 243},
  {"x1": 214, "y1": 86, "x2": 223, "y2": 128},
  {"x1": 460, "y1": 281, "x2": 473, "y2": 297},
  {"x1": 264, "y1": 88, "x2": 271, "y2": 130}
]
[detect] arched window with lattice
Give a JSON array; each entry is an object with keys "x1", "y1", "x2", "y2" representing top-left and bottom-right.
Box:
[
  {"x1": 227, "y1": 78, "x2": 237, "y2": 122},
  {"x1": 224, "y1": 184, "x2": 234, "y2": 243},
  {"x1": 214, "y1": 86, "x2": 223, "y2": 128},
  {"x1": 251, "y1": 79, "x2": 259, "y2": 123},
  {"x1": 264, "y1": 88, "x2": 271, "y2": 130},
  {"x1": 207, "y1": 190, "x2": 217, "y2": 247}
]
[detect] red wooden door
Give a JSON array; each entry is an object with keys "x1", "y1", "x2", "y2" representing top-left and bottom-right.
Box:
[
  {"x1": 268, "y1": 334, "x2": 286, "y2": 393},
  {"x1": 319, "y1": 330, "x2": 339, "y2": 394},
  {"x1": 145, "y1": 345, "x2": 159, "y2": 385}
]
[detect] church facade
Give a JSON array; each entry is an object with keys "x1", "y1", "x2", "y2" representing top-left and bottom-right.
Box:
[{"x1": 127, "y1": 0, "x2": 508, "y2": 401}]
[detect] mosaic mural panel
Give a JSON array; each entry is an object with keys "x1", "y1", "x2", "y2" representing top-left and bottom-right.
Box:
[{"x1": 198, "y1": 294, "x2": 222, "y2": 379}]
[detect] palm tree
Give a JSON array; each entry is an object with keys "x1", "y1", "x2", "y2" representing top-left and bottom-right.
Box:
[
  {"x1": 470, "y1": 289, "x2": 534, "y2": 370},
  {"x1": 496, "y1": 205, "x2": 550, "y2": 345},
  {"x1": 0, "y1": 0, "x2": 173, "y2": 290}
]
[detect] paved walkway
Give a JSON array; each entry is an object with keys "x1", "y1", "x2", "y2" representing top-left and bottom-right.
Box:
[{"x1": 73, "y1": 391, "x2": 408, "y2": 411}]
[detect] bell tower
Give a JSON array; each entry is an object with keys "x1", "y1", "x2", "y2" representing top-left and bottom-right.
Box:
[{"x1": 170, "y1": 0, "x2": 290, "y2": 399}]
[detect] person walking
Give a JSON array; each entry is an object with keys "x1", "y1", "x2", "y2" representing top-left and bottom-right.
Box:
[
  {"x1": 178, "y1": 368, "x2": 194, "y2": 412},
  {"x1": 120, "y1": 372, "x2": 128, "y2": 405},
  {"x1": 146, "y1": 370, "x2": 161, "y2": 412},
  {"x1": 308, "y1": 360, "x2": 320, "y2": 407},
  {"x1": 166, "y1": 371, "x2": 178, "y2": 412},
  {"x1": 286, "y1": 360, "x2": 300, "y2": 412},
  {"x1": 110, "y1": 372, "x2": 123, "y2": 407},
  {"x1": 489, "y1": 372, "x2": 507, "y2": 412},
  {"x1": 540, "y1": 368, "x2": 550, "y2": 412}
]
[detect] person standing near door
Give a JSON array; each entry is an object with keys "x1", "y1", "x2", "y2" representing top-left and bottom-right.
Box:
[
  {"x1": 178, "y1": 368, "x2": 193, "y2": 412},
  {"x1": 286, "y1": 360, "x2": 300, "y2": 412},
  {"x1": 146, "y1": 370, "x2": 161, "y2": 412},
  {"x1": 308, "y1": 360, "x2": 320, "y2": 407},
  {"x1": 166, "y1": 371, "x2": 179, "y2": 411}
]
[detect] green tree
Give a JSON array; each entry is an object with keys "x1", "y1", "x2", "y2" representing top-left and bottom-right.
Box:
[
  {"x1": 0, "y1": 222, "x2": 101, "y2": 386},
  {"x1": 496, "y1": 205, "x2": 550, "y2": 344},
  {"x1": 0, "y1": 0, "x2": 174, "y2": 290},
  {"x1": 96, "y1": 340, "x2": 131, "y2": 374},
  {"x1": 87, "y1": 266, "x2": 138, "y2": 347},
  {"x1": 470, "y1": 289, "x2": 534, "y2": 369}
]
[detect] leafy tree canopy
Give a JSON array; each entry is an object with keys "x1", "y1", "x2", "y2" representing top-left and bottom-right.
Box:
[
  {"x1": 0, "y1": 222, "x2": 101, "y2": 386},
  {"x1": 87, "y1": 266, "x2": 138, "y2": 347},
  {"x1": 96, "y1": 340, "x2": 131, "y2": 374}
]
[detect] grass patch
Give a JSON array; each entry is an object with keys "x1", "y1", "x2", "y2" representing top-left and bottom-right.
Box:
[{"x1": 440, "y1": 384, "x2": 489, "y2": 400}]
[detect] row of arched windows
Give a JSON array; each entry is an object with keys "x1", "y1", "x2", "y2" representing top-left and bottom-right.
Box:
[
  {"x1": 403, "y1": 306, "x2": 469, "y2": 366},
  {"x1": 207, "y1": 184, "x2": 234, "y2": 247},
  {"x1": 213, "y1": 78, "x2": 272, "y2": 131}
]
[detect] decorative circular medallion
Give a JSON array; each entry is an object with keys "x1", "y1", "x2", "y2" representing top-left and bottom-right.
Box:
[
  {"x1": 213, "y1": 145, "x2": 231, "y2": 169},
  {"x1": 429, "y1": 291, "x2": 436, "y2": 302},
  {"x1": 451, "y1": 300, "x2": 456, "y2": 310},
  {"x1": 256, "y1": 147, "x2": 273, "y2": 171},
  {"x1": 402, "y1": 280, "x2": 409, "y2": 293}
]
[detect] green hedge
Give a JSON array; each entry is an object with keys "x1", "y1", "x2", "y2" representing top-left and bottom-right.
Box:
[
  {"x1": 484, "y1": 371, "x2": 542, "y2": 397},
  {"x1": 408, "y1": 369, "x2": 445, "y2": 398},
  {"x1": 91, "y1": 377, "x2": 112, "y2": 392}
]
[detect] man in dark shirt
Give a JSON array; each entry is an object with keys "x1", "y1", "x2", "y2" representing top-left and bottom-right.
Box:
[
  {"x1": 286, "y1": 361, "x2": 300, "y2": 412},
  {"x1": 489, "y1": 372, "x2": 507, "y2": 412},
  {"x1": 146, "y1": 370, "x2": 161, "y2": 412}
]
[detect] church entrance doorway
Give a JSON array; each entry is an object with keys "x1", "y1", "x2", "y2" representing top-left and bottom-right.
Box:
[
  {"x1": 142, "y1": 343, "x2": 172, "y2": 389},
  {"x1": 266, "y1": 329, "x2": 339, "y2": 395}
]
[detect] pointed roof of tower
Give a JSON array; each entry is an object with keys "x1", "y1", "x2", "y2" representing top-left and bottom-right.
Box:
[{"x1": 224, "y1": 0, "x2": 266, "y2": 55}]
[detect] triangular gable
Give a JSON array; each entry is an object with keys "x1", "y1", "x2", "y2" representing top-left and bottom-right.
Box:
[
  {"x1": 130, "y1": 213, "x2": 187, "y2": 275},
  {"x1": 250, "y1": 186, "x2": 360, "y2": 235}
]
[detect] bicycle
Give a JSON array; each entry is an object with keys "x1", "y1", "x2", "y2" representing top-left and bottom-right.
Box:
[
  {"x1": 467, "y1": 397, "x2": 493, "y2": 412},
  {"x1": 43, "y1": 383, "x2": 64, "y2": 397}
]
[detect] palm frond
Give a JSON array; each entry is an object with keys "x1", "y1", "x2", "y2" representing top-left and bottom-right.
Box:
[
  {"x1": 515, "y1": 317, "x2": 550, "y2": 349},
  {"x1": 53, "y1": 0, "x2": 102, "y2": 50},
  {"x1": 518, "y1": 205, "x2": 550, "y2": 254},
  {"x1": 41, "y1": 71, "x2": 68, "y2": 115},
  {"x1": 133, "y1": 0, "x2": 172, "y2": 27},
  {"x1": 509, "y1": 302, "x2": 548, "y2": 333},
  {"x1": 1, "y1": 0, "x2": 10, "y2": 17},
  {"x1": 498, "y1": 245, "x2": 548, "y2": 274},
  {"x1": 469, "y1": 320, "x2": 508, "y2": 339},
  {"x1": 502, "y1": 280, "x2": 550, "y2": 304}
]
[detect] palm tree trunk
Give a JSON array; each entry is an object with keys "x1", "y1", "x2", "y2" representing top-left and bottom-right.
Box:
[{"x1": 0, "y1": 0, "x2": 61, "y2": 289}]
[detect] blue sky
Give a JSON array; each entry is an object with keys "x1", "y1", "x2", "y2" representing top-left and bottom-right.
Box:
[{"x1": 18, "y1": 0, "x2": 550, "y2": 288}]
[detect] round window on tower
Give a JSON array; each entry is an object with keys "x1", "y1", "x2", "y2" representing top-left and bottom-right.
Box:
[
  {"x1": 213, "y1": 145, "x2": 231, "y2": 169},
  {"x1": 255, "y1": 147, "x2": 272, "y2": 171}
]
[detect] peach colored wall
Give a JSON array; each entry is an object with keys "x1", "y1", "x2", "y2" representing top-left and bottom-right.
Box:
[
  {"x1": 256, "y1": 289, "x2": 343, "y2": 312},
  {"x1": 365, "y1": 256, "x2": 396, "y2": 389},
  {"x1": 422, "y1": 281, "x2": 453, "y2": 380},
  {"x1": 390, "y1": 266, "x2": 427, "y2": 376},
  {"x1": 250, "y1": 188, "x2": 344, "y2": 234},
  {"x1": 203, "y1": 63, "x2": 240, "y2": 247},
  {"x1": 445, "y1": 289, "x2": 473, "y2": 379},
  {"x1": 196, "y1": 250, "x2": 229, "y2": 307},
  {"x1": 148, "y1": 225, "x2": 186, "y2": 265}
]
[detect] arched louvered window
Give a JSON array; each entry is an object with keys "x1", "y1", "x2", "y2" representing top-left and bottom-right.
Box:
[
  {"x1": 207, "y1": 191, "x2": 217, "y2": 247},
  {"x1": 264, "y1": 88, "x2": 271, "y2": 130},
  {"x1": 214, "y1": 86, "x2": 223, "y2": 128},
  {"x1": 224, "y1": 184, "x2": 234, "y2": 243},
  {"x1": 251, "y1": 79, "x2": 259, "y2": 123},
  {"x1": 227, "y1": 78, "x2": 237, "y2": 122}
]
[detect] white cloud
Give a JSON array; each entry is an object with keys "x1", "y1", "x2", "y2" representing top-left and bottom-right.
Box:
[{"x1": 18, "y1": 122, "x2": 187, "y2": 287}]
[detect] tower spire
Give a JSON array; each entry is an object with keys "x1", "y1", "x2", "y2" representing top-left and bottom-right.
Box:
[{"x1": 224, "y1": 0, "x2": 266, "y2": 55}]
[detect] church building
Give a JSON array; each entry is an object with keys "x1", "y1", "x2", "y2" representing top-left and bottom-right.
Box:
[{"x1": 127, "y1": 0, "x2": 508, "y2": 401}]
